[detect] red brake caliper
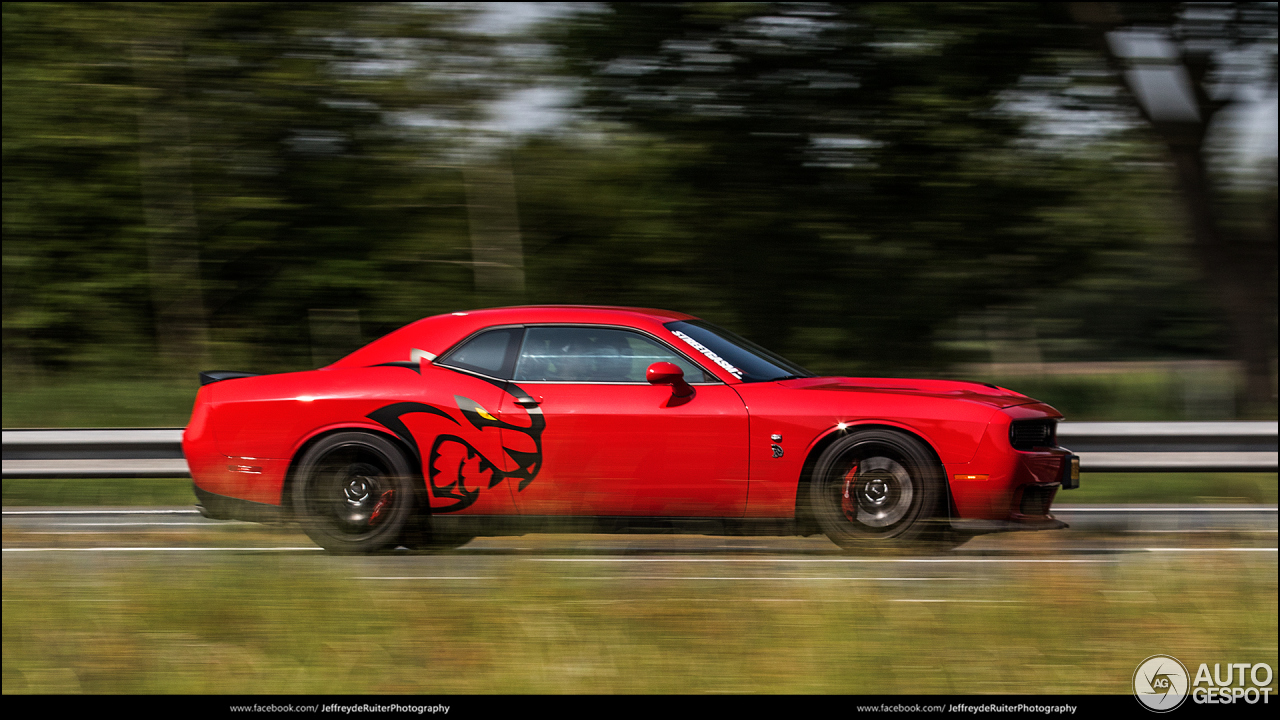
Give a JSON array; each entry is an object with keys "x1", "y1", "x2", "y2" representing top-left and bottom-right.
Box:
[
  {"x1": 369, "y1": 490, "x2": 394, "y2": 526},
  {"x1": 841, "y1": 464, "x2": 859, "y2": 521}
]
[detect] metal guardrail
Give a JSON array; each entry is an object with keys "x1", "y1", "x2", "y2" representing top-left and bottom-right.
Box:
[
  {"x1": 2, "y1": 422, "x2": 1277, "y2": 478},
  {"x1": 1057, "y1": 421, "x2": 1278, "y2": 472},
  {"x1": 4, "y1": 428, "x2": 187, "y2": 478}
]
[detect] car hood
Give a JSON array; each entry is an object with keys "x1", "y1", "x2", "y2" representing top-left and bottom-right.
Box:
[{"x1": 776, "y1": 376, "x2": 1040, "y2": 409}]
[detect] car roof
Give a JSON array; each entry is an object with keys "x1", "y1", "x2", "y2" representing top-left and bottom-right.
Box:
[
  {"x1": 330, "y1": 305, "x2": 700, "y2": 369},
  {"x1": 445, "y1": 305, "x2": 698, "y2": 324}
]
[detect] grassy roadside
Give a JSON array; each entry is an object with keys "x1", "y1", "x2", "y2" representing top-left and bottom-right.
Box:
[
  {"x1": 3, "y1": 545, "x2": 1275, "y2": 693},
  {"x1": 2, "y1": 376, "x2": 199, "y2": 428},
  {"x1": 3, "y1": 473, "x2": 1275, "y2": 508},
  {"x1": 1063, "y1": 472, "x2": 1277, "y2": 505},
  {"x1": 1, "y1": 478, "x2": 198, "y2": 507}
]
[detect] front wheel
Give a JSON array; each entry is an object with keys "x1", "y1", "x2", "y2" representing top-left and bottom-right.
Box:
[
  {"x1": 292, "y1": 432, "x2": 417, "y2": 554},
  {"x1": 809, "y1": 430, "x2": 945, "y2": 550}
]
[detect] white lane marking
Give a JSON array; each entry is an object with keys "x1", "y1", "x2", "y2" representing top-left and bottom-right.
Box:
[
  {"x1": 3, "y1": 509, "x2": 201, "y2": 515},
  {"x1": 3, "y1": 547, "x2": 1271, "y2": 555},
  {"x1": 355, "y1": 576, "x2": 496, "y2": 580},
  {"x1": 24, "y1": 527, "x2": 222, "y2": 532},
  {"x1": 1126, "y1": 529, "x2": 1279, "y2": 533},
  {"x1": 46, "y1": 522, "x2": 242, "y2": 527},
  {"x1": 1139, "y1": 547, "x2": 1276, "y2": 552},
  {"x1": 533, "y1": 558, "x2": 1111, "y2": 563},
  {"x1": 891, "y1": 599, "x2": 1019, "y2": 603},
  {"x1": 555, "y1": 576, "x2": 965, "y2": 581},
  {"x1": 355, "y1": 576, "x2": 965, "y2": 582},
  {"x1": 2, "y1": 547, "x2": 320, "y2": 552},
  {"x1": 1056, "y1": 506, "x2": 1278, "y2": 512},
  {"x1": 563, "y1": 598, "x2": 819, "y2": 603},
  {"x1": 533, "y1": 549, "x2": 1276, "y2": 561}
]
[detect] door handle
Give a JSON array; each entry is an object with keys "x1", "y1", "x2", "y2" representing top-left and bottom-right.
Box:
[{"x1": 514, "y1": 397, "x2": 541, "y2": 407}]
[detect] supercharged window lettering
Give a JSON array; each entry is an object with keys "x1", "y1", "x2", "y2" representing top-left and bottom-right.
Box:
[{"x1": 672, "y1": 330, "x2": 743, "y2": 380}]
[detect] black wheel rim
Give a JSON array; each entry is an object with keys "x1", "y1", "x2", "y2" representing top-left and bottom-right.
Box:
[
  {"x1": 308, "y1": 448, "x2": 397, "y2": 536},
  {"x1": 834, "y1": 452, "x2": 916, "y2": 534}
]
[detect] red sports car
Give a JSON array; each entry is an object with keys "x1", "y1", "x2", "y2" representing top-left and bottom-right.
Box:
[{"x1": 184, "y1": 305, "x2": 1078, "y2": 553}]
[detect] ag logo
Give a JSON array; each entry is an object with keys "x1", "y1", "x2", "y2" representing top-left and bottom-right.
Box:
[{"x1": 1134, "y1": 655, "x2": 1190, "y2": 712}]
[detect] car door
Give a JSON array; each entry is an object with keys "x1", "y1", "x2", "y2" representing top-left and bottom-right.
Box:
[
  {"x1": 497, "y1": 325, "x2": 750, "y2": 517},
  {"x1": 412, "y1": 326, "x2": 524, "y2": 515}
]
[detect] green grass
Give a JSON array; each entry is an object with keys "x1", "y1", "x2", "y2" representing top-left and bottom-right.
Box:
[
  {"x1": 1064, "y1": 472, "x2": 1277, "y2": 505},
  {"x1": 1, "y1": 478, "x2": 197, "y2": 507},
  {"x1": 3, "y1": 473, "x2": 1275, "y2": 508},
  {"x1": 2, "y1": 375, "x2": 198, "y2": 428},
  {"x1": 3, "y1": 543, "x2": 1275, "y2": 693},
  {"x1": 976, "y1": 373, "x2": 1187, "y2": 421}
]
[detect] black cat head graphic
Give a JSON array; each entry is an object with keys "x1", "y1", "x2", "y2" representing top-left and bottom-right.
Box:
[{"x1": 366, "y1": 383, "x2": 545, "y2": 513}]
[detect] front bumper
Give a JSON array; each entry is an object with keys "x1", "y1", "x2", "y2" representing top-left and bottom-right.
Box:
[{"x1": 947, "y1": 439, "x2": 1078, "y2": 531}]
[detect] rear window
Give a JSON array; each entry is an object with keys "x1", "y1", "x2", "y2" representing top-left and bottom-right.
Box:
[{"x1": 436, "y1": 327, "x2": 522, "y2": 378}]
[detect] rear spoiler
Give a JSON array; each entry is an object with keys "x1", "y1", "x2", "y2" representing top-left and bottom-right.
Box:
[{"x1": 199, "y1": 370, "x2": 262, "y2": 386}]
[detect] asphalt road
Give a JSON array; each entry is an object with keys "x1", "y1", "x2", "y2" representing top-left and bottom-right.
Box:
[
  {"x1": 4, "y1": 504, "x2": 1275, "y2": 559},
  {"x1": 4, "y1": 509, "x2": 1276, "y2": 622},
  {"x1": 5, "y1": 509, "x2": 1276, "y2": 608}
]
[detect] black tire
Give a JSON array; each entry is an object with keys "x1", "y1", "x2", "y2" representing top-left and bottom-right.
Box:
[
  {"x1": 292, "y1": 432, "x2": 417, "y2": 554},
  {"x1": 809, "y1": 429, "x2": 945, "y2": 550}
]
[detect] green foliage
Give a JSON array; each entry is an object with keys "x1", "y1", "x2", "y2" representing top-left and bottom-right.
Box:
[
  {"x1": 1, "y1": 374, "x2": 198, "y2": 427},
  {"x1": 3, "y1": 2, "x2": 1266, "y2": 411},
  {"x1": 4, "y1": 3, "x2": 496, "y2": 377},
  {"x1": 537, "y1": 3, "x2": 1230, "y2": 374}
]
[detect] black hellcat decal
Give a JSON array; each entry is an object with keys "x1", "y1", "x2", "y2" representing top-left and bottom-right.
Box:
[{"x1": 366, "y1": 383, "x2": 545, "y2": 513}]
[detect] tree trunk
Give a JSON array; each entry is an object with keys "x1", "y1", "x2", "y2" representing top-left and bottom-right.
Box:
[
  {"x1": 132, "y1": 38, "x2": 208, "y2": 369},
  {"x1": 1166, "y1": 142, "x2": 1277, "y2": 417},
  {"x1": 1070, "y1": 2, "x2": 1278, "y2": 416},
  {"x1": 463, "y1": 157, "x2": 526, "y2": 304}
]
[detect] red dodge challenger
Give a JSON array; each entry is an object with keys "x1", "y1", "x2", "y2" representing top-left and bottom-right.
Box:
[{"x1": 184, "y1": 305, "x2": 1078, "y2": 553}]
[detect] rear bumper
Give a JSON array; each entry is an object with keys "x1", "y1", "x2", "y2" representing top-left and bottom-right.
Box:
[{"x1": 194, "y1": 483, "x2": 286, "y2": 523}]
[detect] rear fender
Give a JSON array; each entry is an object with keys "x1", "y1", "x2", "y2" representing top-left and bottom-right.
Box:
[{"x1": 281, "y1": 423, "x2": 425, "y2": 514}]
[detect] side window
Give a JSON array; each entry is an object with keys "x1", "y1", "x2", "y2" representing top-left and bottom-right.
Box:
[
  {"x1": 436, "y1": 327, "x2": 522, "y2": 378},
  {"x1": 514, "y1": 327, "x2": 713, "y2": 383}
]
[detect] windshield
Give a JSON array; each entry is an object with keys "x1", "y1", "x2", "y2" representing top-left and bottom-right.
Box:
[{"x1": 664, "y1": 320, "x2": 814, "y2": 383}]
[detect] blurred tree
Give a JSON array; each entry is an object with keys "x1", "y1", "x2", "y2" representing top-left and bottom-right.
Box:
[
  {"x1": 1069, "y1": 2, "x2": 1277, "y2": 415},
  {"x1": 132, "y1": 18, "x2": 208, "y2": 367},
  {"x1": 3, "y1": 3, "x2": 501, "y2": 375},
  {"x1": 543, "y1": 3, "x2": 1115, "y2": 373},
  {"x1": 5, "y1": 1, "x2": 1271, "y2": 425}
]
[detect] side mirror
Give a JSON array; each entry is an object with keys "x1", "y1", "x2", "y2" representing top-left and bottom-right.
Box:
[{"x1": 646, "y1": 361, "x2": 694, "y2": 398}]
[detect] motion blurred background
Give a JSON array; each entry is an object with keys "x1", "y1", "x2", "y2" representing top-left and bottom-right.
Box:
[
  {"x1": 4, "y1": 4, "x2": 1276, "y2": 697},
  {"x1": 4, "y1": 2, "x2": 1277, "y2": 425}
]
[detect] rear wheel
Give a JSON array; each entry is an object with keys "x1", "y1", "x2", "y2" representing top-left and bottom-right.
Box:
[
  {"x1": 809, "y1": 430, "x2": 945, "y2": 550},
  {"x1": 292, "y1": 432, "x2": 416, "y2": 554}
]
